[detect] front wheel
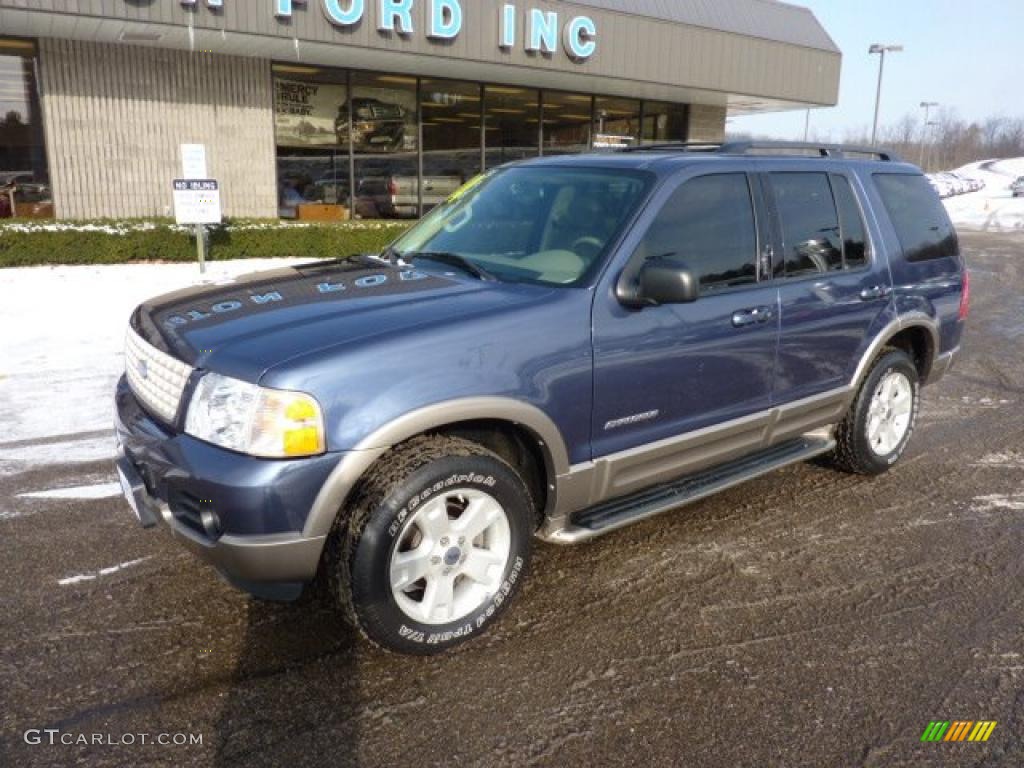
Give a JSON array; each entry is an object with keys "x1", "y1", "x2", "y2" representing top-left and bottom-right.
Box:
[
  {"x1": 828, "y1": 348, "x2": 920, "y2": 475},
  {"x1": 324, "y1": 436, "x2": 534, "y2": 654}
]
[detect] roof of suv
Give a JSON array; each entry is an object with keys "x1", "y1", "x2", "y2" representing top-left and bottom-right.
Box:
[{"x1": 512, "y1": 144, "x2": 919, "y2": 176}]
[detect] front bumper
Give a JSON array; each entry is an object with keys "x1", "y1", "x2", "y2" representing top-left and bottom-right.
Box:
[{"x1": 114, "y1": 376, "x2": 339, "y2": 599}]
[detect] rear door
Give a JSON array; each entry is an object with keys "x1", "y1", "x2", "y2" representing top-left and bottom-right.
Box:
[{"x1": 761, "y1": 166, "x2": 892, "y2": 404}]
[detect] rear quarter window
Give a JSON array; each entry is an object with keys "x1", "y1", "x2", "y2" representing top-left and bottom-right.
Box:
[{"x1": 873, "y1": 173, "x2": 958, "y2": 262}]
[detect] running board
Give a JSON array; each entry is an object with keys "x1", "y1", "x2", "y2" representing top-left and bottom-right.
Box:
[{"x1": 545, "y1": 436, "x2": 835, "y2": 544}]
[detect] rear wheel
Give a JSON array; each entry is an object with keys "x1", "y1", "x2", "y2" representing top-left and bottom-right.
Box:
[
  {"x1": 324, "y1": 436, "x2": 533, "y2": 654},
  {"x1": 828, "y1": 348, "x2": 920, "y2": 475}
]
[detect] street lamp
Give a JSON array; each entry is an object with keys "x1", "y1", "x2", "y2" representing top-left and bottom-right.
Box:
[
  {"x1": 919, "y1": 101, "x2": 939, "y2": 167},
  {"x1": 869, "y1": 43, "x2": 903, "y2": 145}
]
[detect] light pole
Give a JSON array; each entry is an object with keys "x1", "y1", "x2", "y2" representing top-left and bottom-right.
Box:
[
  {"x1": 919, "y1": 101, "x2": 939, "y2": 168},
  {"x1": 869, "y1": 43, "x2": 903, "y2": 145},
  {"x1": 803, "y1": 108, "x2": 811, "y2": 142},
  {"x1": 923, "y1": 120, "x2": 939, "y2": 171}
]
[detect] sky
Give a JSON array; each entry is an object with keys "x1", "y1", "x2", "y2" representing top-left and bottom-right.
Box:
[{"x1": 729, "y1": 0, "x2": 1024, "y2": 140}]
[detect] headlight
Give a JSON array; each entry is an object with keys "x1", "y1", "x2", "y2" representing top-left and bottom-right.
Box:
[{"x1": 184, "y1": 372, "x2": 326, "y2": 458}]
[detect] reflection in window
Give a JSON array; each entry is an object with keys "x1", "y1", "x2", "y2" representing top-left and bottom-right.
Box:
[
  {"x1": 273, "y1": 64, "x2": 350, "y2": 220},
  {"x1": 542, "y1": 91, "x2": 592, "y2": 156},
  {"x1": 484, "y1": 86, "x2": 538, "y2": 169},
  {"x1": 642, "y1": 101, "x2": 688, "y2": 144},
  {"x1": 874, "y1": 173, "x2": 958, "y2": 262},
  {"x1": 770, "y1": 172, "x2": 843, "y2": 277},
  {"x1": 352, "y1": 72, "x2": 419, "y2": 218},
  {"x1": 393, "y1": 167, "x2": 652, "y2": 286},
  {"x1": 636, "y1": 174, "x2": 757, "y2": 293},
  {"x1": 420, "y1": 78, "x2": 481, "y2": 213},
  {"x1": 593, "y1": 96, "x2": 640, "y2": 150},
  {"x1": 0, "y1": 38, "x2": 52, "y2": 219}
]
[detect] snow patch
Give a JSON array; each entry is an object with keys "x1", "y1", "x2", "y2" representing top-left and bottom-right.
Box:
[
  {"x1": 0, "y1": 258, "x2": 307, "y2": 450},
  {"x1": 971, "y1": 494, "x2": 1024, "y2": 512},
  {"x1": 943, "y1": 157, "x2": 1024, "y2": 232},
  {"x1": 57, "y1": 557, "x2": 151, "y2": 586},
  {"x1": 971, "y1": 451, "x2": 1024, "y2": 469},
  {"x1": 18, "y1": 482, "x2": 122, "y2": 500}
]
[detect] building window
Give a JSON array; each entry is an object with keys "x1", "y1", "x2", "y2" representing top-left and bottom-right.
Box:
[
  {"x1": 542, "y1": 91, "x2": 592, "y2": 155},
  {"x1": 272, "y1": 62, "x2": 691, "y2": 220},
  {"x1": 351, "y1": 72, "x2": 420, "y2": 219},
  {"x1": 641, "y1": 101, "x2": 688, "y2": 144},
  {"x1": 484, "y1": 85, "x2": 539, "y2": 169},
  {"x1": 273, "y1": 64, "x2": 350, "y2": 221},
  {"x1": 593, "y1": 96, "x2": 641, "y2": 150},
  {"x1": 421, "y1": 78, "x2": 482, "y2": 211},
  {"x1": 0, "y1": 38, "x2": 52, "y2": 219}
]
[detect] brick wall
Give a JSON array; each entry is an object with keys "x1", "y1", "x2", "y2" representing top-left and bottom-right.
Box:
[{"x1": 38, "y1": 39, "x2": 277, "y2": 219}]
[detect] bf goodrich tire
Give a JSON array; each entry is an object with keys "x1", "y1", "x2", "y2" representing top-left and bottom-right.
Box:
[
  {"x1": 829, "y1": 348, "x2": 920, "y2": 475},
  {"x1": 324, "y1": 436, "x2": 534, "y2": 654}
]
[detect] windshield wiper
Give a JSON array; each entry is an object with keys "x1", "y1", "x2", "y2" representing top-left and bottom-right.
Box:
[{"x1": 406, "y1": 252, "x2": 497, "y2": 282}]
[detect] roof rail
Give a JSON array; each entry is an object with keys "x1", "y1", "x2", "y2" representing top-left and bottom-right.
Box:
[
  {"x1": 620, "y1": 140, "x2": 902, "y2": 162},
  {"x1": 720, "y1": 141, "x2": 902, "y2": 161},
  {"x1": 620, "y1": 141, "x2": 725, "y2": 153}
]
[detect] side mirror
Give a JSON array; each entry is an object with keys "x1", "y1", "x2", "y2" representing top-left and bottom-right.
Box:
[{"x1": 618, "y1": 261, "x2": 699, "y2": 307}]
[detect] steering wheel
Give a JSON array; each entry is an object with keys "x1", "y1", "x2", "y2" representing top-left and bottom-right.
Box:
[{"x1": 571, "y1": 236, "x2": 605, "y2": 262}]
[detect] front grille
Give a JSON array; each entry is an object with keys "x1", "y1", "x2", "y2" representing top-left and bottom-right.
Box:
[{"x1": 124, "y1": 327, "x2": 193, "y2": 424}]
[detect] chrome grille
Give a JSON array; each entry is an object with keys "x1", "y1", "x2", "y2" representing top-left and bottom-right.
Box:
[{"x1": 124, "y1": 327, "x2": 193, "y2": 423}]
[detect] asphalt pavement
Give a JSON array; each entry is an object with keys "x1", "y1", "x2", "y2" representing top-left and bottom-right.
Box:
[{"x1": 1, "y1": 231, "x2": 1022, "y2": 767}]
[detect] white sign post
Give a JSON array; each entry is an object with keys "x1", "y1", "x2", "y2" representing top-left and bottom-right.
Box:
[{"x1": 176, "y1": 144, "x2": 218, "y2": 273}]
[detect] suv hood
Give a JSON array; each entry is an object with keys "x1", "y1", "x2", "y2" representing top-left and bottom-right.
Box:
[{"x1": 130, "y1": 259, "x2": 550, "y2": 381}]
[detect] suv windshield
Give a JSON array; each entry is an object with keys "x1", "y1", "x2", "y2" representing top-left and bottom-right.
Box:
[{"x1": 388, "y1": 166, "x2": 653, "y2": 286}]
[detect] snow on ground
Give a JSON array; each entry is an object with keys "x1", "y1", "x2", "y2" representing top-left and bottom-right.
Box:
[
  {"x1": 943, "y1": 157, "x2": 1024, "y2": 233},
  {"x1": 0, "y1": 259, "x2": 306, "y2": 471}
]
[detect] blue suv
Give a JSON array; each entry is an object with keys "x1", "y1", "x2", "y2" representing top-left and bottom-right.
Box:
[{"x1": 115, "y1": 143, "x2": 967, "y2": 654}]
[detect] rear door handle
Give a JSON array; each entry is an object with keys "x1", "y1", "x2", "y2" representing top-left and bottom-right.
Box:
[
  {"x1": 860, "y1": 285, "x2": 891, "y2": 301},
  {"x1": 732, "y1": 306, "x2": 775, "y2": 328}
]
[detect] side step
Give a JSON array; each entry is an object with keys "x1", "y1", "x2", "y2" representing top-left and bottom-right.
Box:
[{"x1": 551, "y1": 436, "x2": 835, "y2": 544}]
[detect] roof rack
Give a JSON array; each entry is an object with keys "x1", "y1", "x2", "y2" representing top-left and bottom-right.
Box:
[{"x1": 621, "y1": 140, "x2": 902, "y2": 162}]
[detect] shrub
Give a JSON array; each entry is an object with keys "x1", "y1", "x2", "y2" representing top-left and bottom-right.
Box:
[{"x1": 0, "y1": 218, "x2": 411, "y2": 268}]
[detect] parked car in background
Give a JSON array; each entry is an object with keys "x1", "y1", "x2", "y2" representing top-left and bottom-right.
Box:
[
  {"x1": 356, "y1": 174, "x2": 464, "y2": 218},
  {"x1": 336, "y1": 98, "x2": 408, "y2": 153},
  {"x1": 1011, "y1": 176, "x2": 1024, "y2": 197},
  {"x1": 0, "y1": 174, "x2": 53, "y2": 218}
]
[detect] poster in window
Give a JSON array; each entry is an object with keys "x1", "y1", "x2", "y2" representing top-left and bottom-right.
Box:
[{"x1": 275, "y1": 78, "x2": 347, "y2": 147}]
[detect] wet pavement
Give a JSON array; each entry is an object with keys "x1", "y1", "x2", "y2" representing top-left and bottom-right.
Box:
[{"x1": 1, "y1": 231, "x2": 1022, "y2": 767}]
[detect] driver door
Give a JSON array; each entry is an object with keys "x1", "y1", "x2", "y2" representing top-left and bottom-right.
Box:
[{"x1": 590, "y1": 170, "x2": 779, "y2": 497}]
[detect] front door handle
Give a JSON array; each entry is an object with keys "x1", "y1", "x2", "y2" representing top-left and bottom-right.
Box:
[
  {"x1": 732, "y1": 306, "x2": 775, "y2": 328},
  {"x1": 860, "y1": 285, "x2": 891, "y2": 301}
]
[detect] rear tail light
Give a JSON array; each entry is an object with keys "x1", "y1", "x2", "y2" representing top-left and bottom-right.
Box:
[
  {"x1": 958, "y1": 270, "x2": 970, "y2": 320},
  {"x1": 387, "y1": 178, "x2": 399, "y2": 197}
]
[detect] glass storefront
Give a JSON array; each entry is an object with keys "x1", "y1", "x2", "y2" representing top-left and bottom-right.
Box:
[
  {"x1": 593, "y1": 96, "x2": 641, "y2": 150},
  {"x1": 542, "y1": 91, "x2": 592, "y2": 156},
  {"x1": 642, "y1": 101, "x2": 689, "y2": 145},
  {"x1": 484, "y1": 85, "x2": 539, "y2": 169},
  {"x1": 274, "y1": 64, "x2": 689, "y2": 220},
  {"x1": 0, "y1": 38, "x2": 52, "y2": 219}
]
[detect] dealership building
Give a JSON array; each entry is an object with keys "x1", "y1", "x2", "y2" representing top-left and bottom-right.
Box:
[{"x1": 0, "y1": 0, "x2": 840, "y2": 221}]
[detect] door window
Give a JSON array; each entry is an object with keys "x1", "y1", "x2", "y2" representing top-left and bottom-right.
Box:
[
  {"x1": 769, "y1": 172, "x2": 843, "y2": 277},
  {"x1": 634, "y1": 174, "x2": 758, "y2": 293},
  {"x1": 830, "y1": 174, "x2": 870, "y2": 269}
]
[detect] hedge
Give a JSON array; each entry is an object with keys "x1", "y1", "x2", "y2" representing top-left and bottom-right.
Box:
[{"x1": 0, "y1": 219, "x2": 412, "y2": 268}]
